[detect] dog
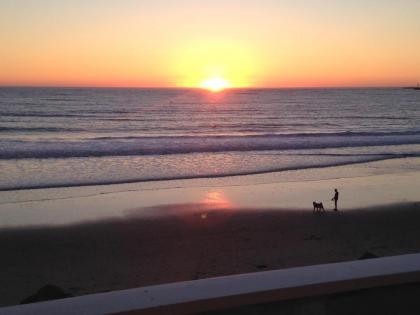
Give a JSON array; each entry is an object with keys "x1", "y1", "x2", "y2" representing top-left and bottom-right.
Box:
[{"x1": 313, "y1": 201, "x2": 325, "y2": 213}]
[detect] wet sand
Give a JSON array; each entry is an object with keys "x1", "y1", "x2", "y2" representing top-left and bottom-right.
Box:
[{"x1": 1, "y1": 202, "x2": 420, "y2": 307}]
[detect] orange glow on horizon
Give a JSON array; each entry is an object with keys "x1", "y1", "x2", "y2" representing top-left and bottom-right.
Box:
[{"x1": 1, "y1": 2, "x2": 419, "y2": 88}]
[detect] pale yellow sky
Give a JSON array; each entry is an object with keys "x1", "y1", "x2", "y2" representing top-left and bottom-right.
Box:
[{"x1": 1, "y1": 0, "x2": 419, "y2": 87}]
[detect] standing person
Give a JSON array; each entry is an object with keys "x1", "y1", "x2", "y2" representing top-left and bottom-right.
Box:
[{"x1": 331, "y1": 189, "x2": 339, "y2": 211}]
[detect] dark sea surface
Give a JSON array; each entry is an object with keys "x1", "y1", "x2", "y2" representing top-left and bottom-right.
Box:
[{"x1": 1, "y1": 87, "x2": 419, "y2": 191}]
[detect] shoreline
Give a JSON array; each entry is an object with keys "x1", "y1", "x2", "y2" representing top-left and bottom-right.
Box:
[
  {"x1": 0, "y1": 155, "x2": 405, "y2": 192},
  {"x1": 1, "y1": 157, "x2": 420, "y2": 228}
]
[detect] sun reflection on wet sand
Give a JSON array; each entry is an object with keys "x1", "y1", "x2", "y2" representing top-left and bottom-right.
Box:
[
  {"x1": 174, "y1": 190, "x2": 237, "y2": 227},
  {"x1": 202, "y1": 191, "x2": 234, "y2": 209}
]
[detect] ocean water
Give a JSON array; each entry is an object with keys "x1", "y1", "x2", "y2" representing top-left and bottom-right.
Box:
[{"x1": 1, "y1": 87, "x2": 420, "y2": 191}]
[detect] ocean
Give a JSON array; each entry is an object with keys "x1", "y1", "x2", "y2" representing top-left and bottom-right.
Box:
[{"x1": 1, "y1": 87, "x2": 420, "y2": 191}]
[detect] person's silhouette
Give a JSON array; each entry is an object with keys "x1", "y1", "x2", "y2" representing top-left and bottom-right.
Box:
[{"x1": 331, "y1": 189, "x2": 339, "y2": 211}]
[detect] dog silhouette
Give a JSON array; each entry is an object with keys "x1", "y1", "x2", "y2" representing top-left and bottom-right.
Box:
[{"x1": 313, "y1": 201, "x2": 325, "y2": 212}]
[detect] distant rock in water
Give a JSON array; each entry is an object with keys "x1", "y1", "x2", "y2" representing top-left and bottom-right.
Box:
[
  {"x1": 358, "y1": 252, "x2": 379, "y2": 260},
  {"x1": 20, "y1": 284, "x2": 73, "y2": 304}
]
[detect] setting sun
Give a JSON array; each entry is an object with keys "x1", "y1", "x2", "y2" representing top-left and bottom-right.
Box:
[
  {"x1": 200, "y1": 77, "x2": 229, "y2": 92},
  {"x1": 172, "y1": 39, "x2": 258, "y2": 89}
]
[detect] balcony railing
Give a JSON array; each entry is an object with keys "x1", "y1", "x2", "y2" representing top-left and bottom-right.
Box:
[{"x1": 1, "y1": 253, "x2": 420, "y2": 315}]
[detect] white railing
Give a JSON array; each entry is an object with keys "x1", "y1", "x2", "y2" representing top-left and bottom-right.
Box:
[{"x1": 1, "y1": 253, "x2": 420, "y2": 315}]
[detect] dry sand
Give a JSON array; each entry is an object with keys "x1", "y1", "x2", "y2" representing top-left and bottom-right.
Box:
[{"x1": 1, "y1": 202, "x2": 420, "y2": 307}]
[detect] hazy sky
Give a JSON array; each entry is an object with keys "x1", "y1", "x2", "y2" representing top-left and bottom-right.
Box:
[{"x1": 1, "y1": 0, "x2": 419, "y2": 87}]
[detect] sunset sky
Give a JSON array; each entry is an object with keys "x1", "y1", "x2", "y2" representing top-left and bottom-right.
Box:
[{"x1": 1, "y1": 0, "x2": 419, "y2": 88}]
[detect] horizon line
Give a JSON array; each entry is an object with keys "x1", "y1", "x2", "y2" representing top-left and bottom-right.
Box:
[{"x1": 0, "y1": 84, "x2": 414, "y2": 90}]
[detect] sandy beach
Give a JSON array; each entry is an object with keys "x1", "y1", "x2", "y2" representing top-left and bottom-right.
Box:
[
  {"x1": 1, "y1": 204, "x2": 420, "y2": 307},
  {"x1": 1, "y1": 159, "x2": 420, "y2": 306}
]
